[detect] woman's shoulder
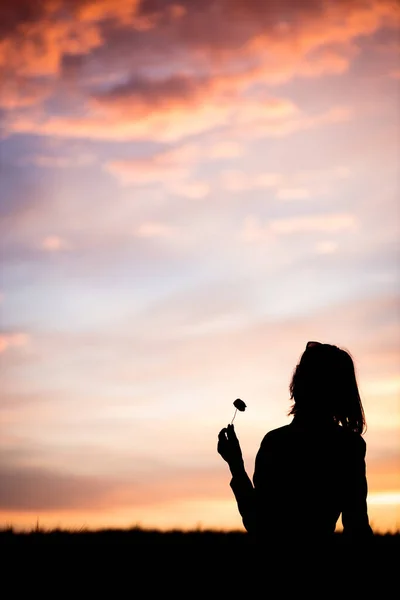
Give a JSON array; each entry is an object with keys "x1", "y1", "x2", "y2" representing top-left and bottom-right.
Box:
[
  {"x1": 260, "y1": 425, "x2": 292, "y2": 445},
  {"x1": 261, "y1": 423, "x2": 366, "y2": 450}
]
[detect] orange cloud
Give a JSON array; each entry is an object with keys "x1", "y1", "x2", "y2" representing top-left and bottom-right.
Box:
[
  {"x1": 0, "y1": 18, "x2": 102, "y2": 78},
  {"x1": 0, "y1": 459, "x2": 226, "y2": 517},
  {"x1": 247, "y1": 0, "x2": 398, "y2": 58},
  {"x1": 77, "y1": 0, "x2": 141, "y2": 25},
  {"x1": 7, "y1": 101, "x2": 232, "y2": 142},
  {"x1": 368, "y1": 456, "x2": 400, "y2": 494},
  {"x1": 0, "y1": 333, "x2": 30, "y2": 353},
  {"x1": 7, "y1": 97, "x2": 347, "y2": 143},
  {"x1": 1, "y1": 0, "x2": 397, "y2": 140},
  {"x1": 0, "y1": 463, "x2": 113, "y2": 510}
]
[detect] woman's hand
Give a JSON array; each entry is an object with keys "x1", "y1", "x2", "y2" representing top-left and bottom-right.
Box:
[{"x1": 217, "y1": 424, "x2": 245, "y2": 475}]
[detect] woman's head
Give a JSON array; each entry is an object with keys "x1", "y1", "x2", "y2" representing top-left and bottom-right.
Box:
[{"x1": 289, "y1": 341, "x2": 366, "y2": 433}]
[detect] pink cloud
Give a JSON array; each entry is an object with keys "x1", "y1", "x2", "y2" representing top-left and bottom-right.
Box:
[
  {"x1": 315, "y1": 241, "x2": 338, "y2": 255},
  {"x1": 106, "y1": 146, "x2": 212, "y2": 198},
  {"x1": 41, "y1": 235, "x2": 70, "y2": 251},
  {"x1": 134, "y1": 222, "x2": 176, "y2": 239},
  {"x1": 270, "y1": 213, "x2": 357, "y2": 234},
  {"x1": 233, "y1": 106, "x2": 353, "y2": 139},
  {"x1": 240, "y1": 213, "x2": 357, "y2": 242},
  {"x1": 207, "y1": 141, "x2": 245, "y2": 159},
  {"x1": 106, "y1": 141, "x2": 238, "y2": 190},
  {"x1": 170, "y1": 181, "x2": 210, "y2": 199},
  {"x1": 0, "y1": 80, "x2": 50, "y2": 109},
  {"x1": 106, "y1": 149, "x2": 194, "y2": 186},
  {"x1": 276, "y1": 188, "x2": 311, "y2": 201},
  {"x1": 222, "y1": 164, "x2": 347, "y2": 198}
]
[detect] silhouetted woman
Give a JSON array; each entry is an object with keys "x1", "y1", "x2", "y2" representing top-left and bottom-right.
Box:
[{"x1": 218, "y1": 341, "x2": 373, "y2": 547}]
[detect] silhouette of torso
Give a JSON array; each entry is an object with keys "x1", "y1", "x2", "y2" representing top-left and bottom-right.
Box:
[{"x1": 230, "y1": 417, "x2": 372, "y2": 543}]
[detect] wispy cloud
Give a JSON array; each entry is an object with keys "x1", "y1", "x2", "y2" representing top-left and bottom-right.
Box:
[
  {"x1": 134, "y1": 222, "x2": 176, "y2": 239},
  {"x1": 23, "y1": 153, "x2": 96, "y2": 169},
  {"x1": 241, "y1": 213, "x2": 357, "y2": 241},
  {"x1": 315, "y1": 241, "x2": 338, "y2": 255},
  {"x1": 276, "y1": 188, "x2": 311, "y2": 201},
  {"x1": 270, "y1": 213, "x2": 357, "y2": 234}
]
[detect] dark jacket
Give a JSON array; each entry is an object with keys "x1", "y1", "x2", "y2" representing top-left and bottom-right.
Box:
[{"x1": 230, "y1": 417, "x2": 373, "y2": 542}]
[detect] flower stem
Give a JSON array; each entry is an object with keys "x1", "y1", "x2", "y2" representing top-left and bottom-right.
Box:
[{"x1": 231, "y1": 408, "x2": 238, "y2": 424}]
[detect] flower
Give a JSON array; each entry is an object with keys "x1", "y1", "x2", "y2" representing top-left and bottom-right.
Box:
[
  {"x1": 231, "y1": 398, "x2": 247, "y2": 424},
  {"x1": 233, "y1": 399, "x2": 246, "y2": 411}
]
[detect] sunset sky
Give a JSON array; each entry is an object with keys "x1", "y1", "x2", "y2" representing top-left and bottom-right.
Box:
[{"x1": 0, "y1": 0, "x2": 399, "y2": 533}]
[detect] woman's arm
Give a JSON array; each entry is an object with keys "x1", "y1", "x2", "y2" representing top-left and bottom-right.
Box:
[
  {"x1": 341, "y1": 435, "x2": 373, "y2": 538},
  {"x1": 229, "y1": 468, "x2": 257, "y2": 533},
  {"x1": 218, "y1": 425, "x2": 257, "y2": 533}
]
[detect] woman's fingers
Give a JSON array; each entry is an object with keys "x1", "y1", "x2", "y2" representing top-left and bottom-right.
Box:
[
  {"x1": 218, "y1": 428, "x2": 228, "y2": 440},
  {"x1": 226, "y1": 424, "x2": 238, "y2": 441}
]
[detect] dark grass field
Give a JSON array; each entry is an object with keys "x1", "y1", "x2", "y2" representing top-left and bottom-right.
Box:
[{"x1": 2, "y1": 526, "x2": 399, "y2": 594}]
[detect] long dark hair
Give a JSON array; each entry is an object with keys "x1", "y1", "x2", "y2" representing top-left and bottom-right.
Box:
[{"x1": 289, "y1": 341, "x2": 366, "y2": 434}]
